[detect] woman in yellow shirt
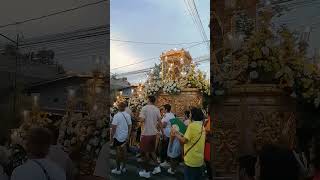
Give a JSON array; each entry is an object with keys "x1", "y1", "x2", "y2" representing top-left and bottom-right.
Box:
[{"x1": 174, "y1": 107, "x2": 206, "y2": 180}]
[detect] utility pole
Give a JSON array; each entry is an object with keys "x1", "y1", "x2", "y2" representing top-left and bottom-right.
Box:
[
  {"x1": 13, "y1": 34, "x2": 19, "y2": 119},
  {"x1": 0, "y1": 33, "x2": 19, "y2": 119}
]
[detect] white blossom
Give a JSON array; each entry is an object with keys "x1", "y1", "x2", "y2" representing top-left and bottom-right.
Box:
[{"x1": 249, "y1": 71, "x2": 259, "y2": 79}]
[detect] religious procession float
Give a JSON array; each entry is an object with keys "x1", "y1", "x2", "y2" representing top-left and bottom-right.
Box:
[
  {"x1": 9, "y1": 70, "x2": 109, "y2": 175},
  {"x1": 112, "y1": 49, "x2": 210, "y2": 119},
  {"x1": 210, "y1": 3, "x2": 320, "y2": 177}
]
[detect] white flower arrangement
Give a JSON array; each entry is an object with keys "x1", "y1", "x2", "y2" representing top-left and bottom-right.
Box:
[
  {"x1": 129, "y1": 96, "x2": 147, "y2": 112},
  {"x1": 163, "y1": 80, "x2": 181, "y2": 94},
  {"x1": 10, "y1": 112, "x2": 60, "y2": 147},
  {"x1": 58, "y1": 112, "x2": 109, "y2": 160},
  {"x1": 144, "y1": 80, "x2": 162, "y2": 96}
]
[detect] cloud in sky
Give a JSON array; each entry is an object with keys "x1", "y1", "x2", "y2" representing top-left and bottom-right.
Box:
[{"x1": 110, "y1": 0, "x2": 210, "y2": 82}]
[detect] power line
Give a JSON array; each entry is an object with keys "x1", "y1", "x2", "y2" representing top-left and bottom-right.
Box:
[
  {"x1": 110, "y1": 39, "x2": 206, "y2": 45},
  {"x1": 115, "y1": 56, "x2": 209, "y2": 77},
  {"x1": 111, "y1": 42, "x2": 206, "y2": 71},
  {"x1": 190, "y1": 0, "x2": 210, "y2": 49},
  {"x1": 184, "y1": 0, "x2": 210, "y2": 50},
  {"x1": 0, "y1": 0, "x2": 107, "y2": 29},
  {"x1": 20, "y1": 31, "x2": 108, "y2": 47}
]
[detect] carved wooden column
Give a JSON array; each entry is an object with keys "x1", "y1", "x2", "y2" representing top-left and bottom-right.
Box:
[{"x1": 210, "y1": 84, "x2": 296, "y2": 176}]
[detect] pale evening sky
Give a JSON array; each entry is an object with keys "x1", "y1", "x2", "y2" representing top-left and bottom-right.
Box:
[{"x1": 110, "y1": 0, "x2": 210, "y2": 84}]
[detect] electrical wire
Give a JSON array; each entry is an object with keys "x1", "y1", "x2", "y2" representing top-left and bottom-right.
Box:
[
  {"x1": 184, "y1": 0, "x2": 209, "y2": 51},
  {"x1": 20, "y1": 31, "x2": 108, "y2": 47},
  {"x1": 190, "y1": 0, "x2": 210, "y2": 49},
  {"x1": 0, "y1": 0, "x2": 107, "y2": 29},
  {"x1": 110, "y1": 39, "x2": 206, "y2": 45},
  {"x1": 115, "y1": 56, "x2": 209, "y2": 77},
  {"x1": 111, "y1": 41, "x2": 206, "y2": 71}
]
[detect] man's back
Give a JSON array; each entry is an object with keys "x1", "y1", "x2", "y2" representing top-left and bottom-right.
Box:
[
  {"x1": 140, "y1": 105, "x2": 160, "y2": 136},
  {"x1": 48, "y1": 145, "x2": 74, "y2": 180},
  {"x1": 11, "y1": 159, "x2": 66, "y2": 180}
]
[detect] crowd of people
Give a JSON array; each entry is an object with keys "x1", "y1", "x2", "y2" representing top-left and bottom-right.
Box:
[
  {"x1": 0, "y1": 94, "x2": 319, "y2": 180},
  {"x1": 111, "y1": 95, "x2": 320, "y2": 180},
  {"x1": 110, "y1": 95, "x2": 212, "y2": 180},
  {"x1": 0, "y1": 127, "x2": 111, "y2": 180}
]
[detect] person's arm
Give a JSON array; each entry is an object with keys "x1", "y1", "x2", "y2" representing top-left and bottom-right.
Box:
[
  {"x1": 162, "y1": 121, "x2": 167, "y2": 129},
  {"x1": 111, "y1": 124, "x2": 117, "y2": 144},
  {"x1": 157, "y1": 112, "x2": 164, "y2": 136},
  {"x1": 139, "y1": 107, "x2": 145, "y2": 123},
  {"x1": 174, "y1": 124, "x2": 192, "y2": 145},
  {"x1": 128, "y1": 125, "x2": 132, "y2": 140},
  {"x1": 175, "y1": 131, "x2": 188, "y2": 144}
]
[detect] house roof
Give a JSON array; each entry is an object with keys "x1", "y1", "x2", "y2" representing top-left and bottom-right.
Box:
[{"x1": 110, "y1": 77, "x2": 131, "y2": 90}]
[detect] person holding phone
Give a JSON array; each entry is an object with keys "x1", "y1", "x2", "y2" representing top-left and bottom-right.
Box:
[{"x1": 174, "y1": 107, "x2": 206, "y2": 180}]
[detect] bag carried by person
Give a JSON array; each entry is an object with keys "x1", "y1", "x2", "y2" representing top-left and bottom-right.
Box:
[
  {"x1": 183, "y1": 121, "x2": 205, "y2": 158},
  {"x1": 120, "y1": 112, "x2": 130, "y2": 150}
]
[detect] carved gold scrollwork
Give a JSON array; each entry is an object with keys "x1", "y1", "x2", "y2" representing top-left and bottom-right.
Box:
[
  {"x1": 213, "y1": 127, "x2": 240, "y2": 173},
  {"x1": 156, "y1": 89, "x2": 202, "y2": 117},
  {"x1": 254, "y1": 111, "x2": 296, "y2": 151}
]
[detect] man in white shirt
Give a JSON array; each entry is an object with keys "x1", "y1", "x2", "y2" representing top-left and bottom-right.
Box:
[
  {"x1": 139, "y1": 96, "x2": 162, "y2": 178},
  {"x1": 160, "y1": 104, "x2": 175, "y2": 168},
  {"x1": 11, "y1": 127, "x2": 66, "y2": 180},
  {"x1": 47, "y1": 126, "x2": 75, "y2": 180},
  {"x1": 111, "y1": 102, "x2": 132, "y2": 175}
]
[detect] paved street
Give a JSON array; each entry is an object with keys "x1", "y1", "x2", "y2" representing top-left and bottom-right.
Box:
[{"x1": 109, "y1": 149, "x2": 185, "y2": 180}]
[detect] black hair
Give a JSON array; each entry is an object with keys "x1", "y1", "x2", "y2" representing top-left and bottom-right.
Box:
[
  {"x1": 190, "y1": 107, "x2": 204, "y2": 121},
  {"x1": 164, "y1": 104, "x2": 171, "y2": 112},
  {"x1": 259, "y1": 144, "x2": 300, "y2": 180},
  {"x1": 26, "y1": 127, "x2": 52, "y2": 158},
  {"x1": 47, "y1": 125, "x2": 59, "y2": 145},
  {"x1": 148, "y1": 96, "x2": 156, "y2": 104},
  {"x1": 184, "y1": 110, "x2": 190, "y2": 119}
]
